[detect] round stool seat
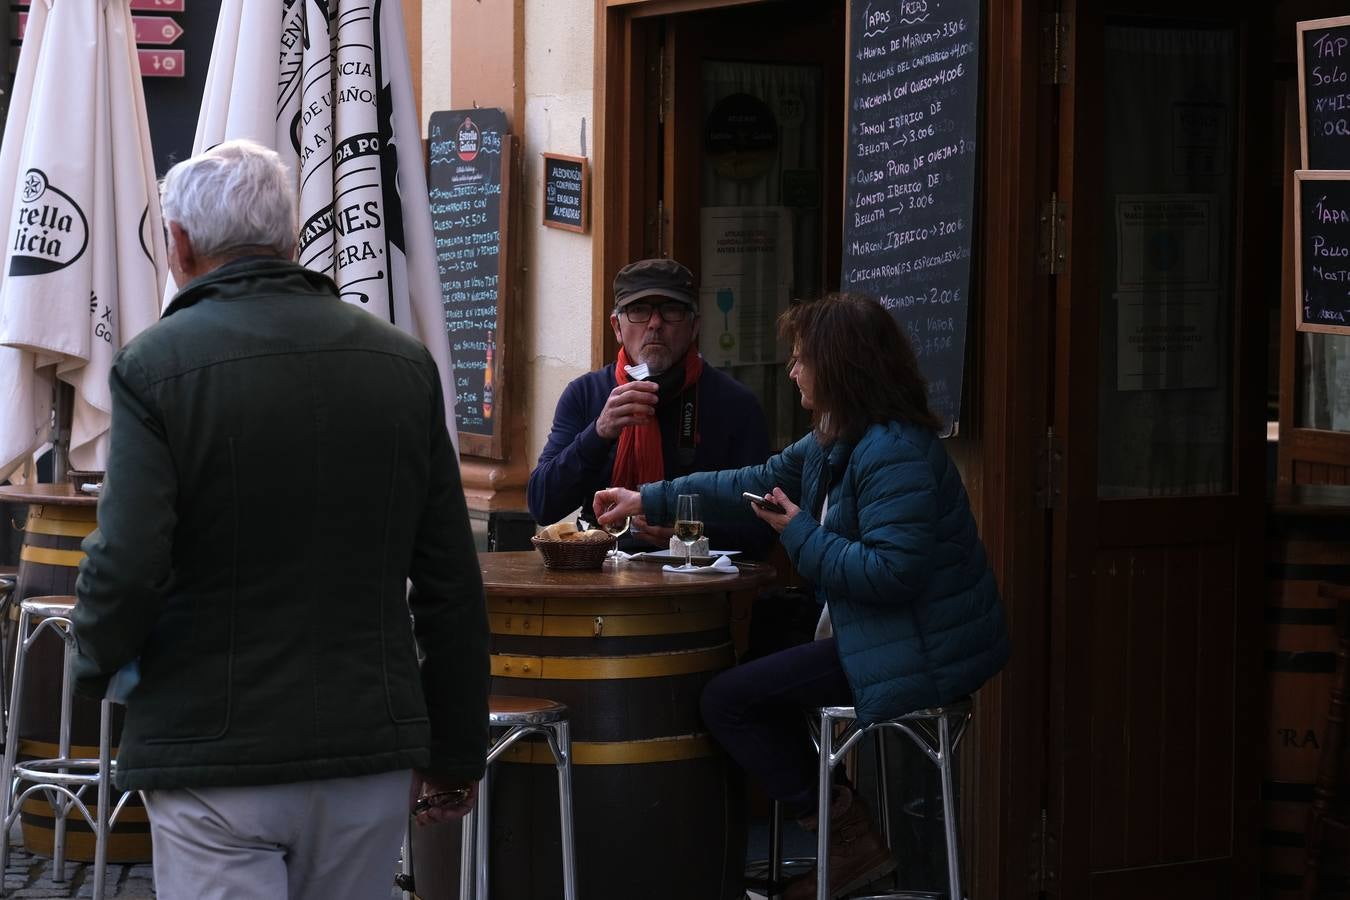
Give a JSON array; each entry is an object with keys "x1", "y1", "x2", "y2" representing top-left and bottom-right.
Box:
[
  {"x1": 21, "y1": 595, "x2": 76, "y2": 620},
  {"x1": 818, "y1": 696, "x2": 973, "y2": 723},
  {"x1": 488, "y1": 694, "x2": 568, "y2": 726}
]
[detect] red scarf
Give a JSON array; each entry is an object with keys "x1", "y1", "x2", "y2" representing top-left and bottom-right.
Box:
[{"x1": 610, "y1": 346, "x2": 703, "y2": 490}]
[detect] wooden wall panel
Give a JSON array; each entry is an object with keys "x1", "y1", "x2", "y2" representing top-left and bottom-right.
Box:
[
  {"x1": 1194, "y1": 544, "x2": 1236, "y2": 861},
  {"x1": 1124, "y1": 549, "x2": 1165, "y2": 866},
  {"x1": 1090, "y1": 552, "x2": 1129, "y2": 870},
  {"x1": 1159, "y1": 547, "x2": 1201, "y2": 861},
  {"x1": 1089, "y1": 544, "x2": 1237, "y2": 872},
  {"x1": 1292, "y1": 460, "x2": 1350, "y2": 485}
]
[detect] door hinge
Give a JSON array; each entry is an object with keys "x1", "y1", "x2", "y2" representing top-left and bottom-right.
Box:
[
  {"x1": 1038, "y1": 194, "x2": 1067, "y2": 275},
  {"x1": 657, "y1": 43, "x2": 671, "y2": 125},
  {"x1": 650, "y1": 199, "x2": 669, "y2": 257},
  {"x1": 1029, "y1": 807, "x2": 1059, "y2": 895},
  {"x1": 1040, "y1": 12, "x2": 1071, "y2": 85},
  {"x1": 1036, "y1": 427, "x2": 1064, "y2": 510}
]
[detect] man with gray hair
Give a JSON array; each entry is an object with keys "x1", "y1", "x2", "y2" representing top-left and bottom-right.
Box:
[{"x1": 71, "y1": 139, "x2": 488, "y2": 900}]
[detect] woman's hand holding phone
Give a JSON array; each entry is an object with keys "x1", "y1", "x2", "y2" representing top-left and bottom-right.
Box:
[
  {"x1": 742, "y1": 492, "x2": 786, "y2": 514},
  {"x1": 744, "y1": 487, "x2": 797, "y2": 533}
]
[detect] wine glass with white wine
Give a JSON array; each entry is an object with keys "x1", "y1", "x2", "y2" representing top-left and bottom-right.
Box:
[
  {"x1": 674, "y1": 494, "x2": 703, "y2": 570},
  {"x1": 602, "y1": 502, "x2": 630, "y2": 563}
]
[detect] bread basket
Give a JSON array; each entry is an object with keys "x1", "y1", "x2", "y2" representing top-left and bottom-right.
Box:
[
  {"x1": 66, "y1": 469, "x2": 105, "y2": 494},
  {"x1": 531, "y1": 533, "x2": 616, "y2": 569}
]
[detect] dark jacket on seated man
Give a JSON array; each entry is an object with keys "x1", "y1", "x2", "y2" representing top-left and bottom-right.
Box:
[
  {"x1": 529, "y1": 256, "x2": 774, "y2": 558},
  {"x1": 529, "y1": 362, "x2": 774, "y2": 555}
]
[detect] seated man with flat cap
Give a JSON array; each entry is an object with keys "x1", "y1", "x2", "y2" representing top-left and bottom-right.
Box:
[{"x1": 529, "y1": 258, "x2": 773, "y2": 556}]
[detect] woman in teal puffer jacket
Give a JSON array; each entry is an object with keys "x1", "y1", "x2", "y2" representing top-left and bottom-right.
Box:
[{"x1": 594, "y1": 292, "x2": 1009, "y2": 900}]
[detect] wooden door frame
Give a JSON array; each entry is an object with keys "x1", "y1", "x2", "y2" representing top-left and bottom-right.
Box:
[
  {"x1": 1277, "y1": 85, "x2": 1350, "y2": 483},
  {"x1": 593, "y1": 2, "x2": 1051, "y2": 896},
  {"x1": 978, "y1": 2, "x2": 1054, "y2": 897}
]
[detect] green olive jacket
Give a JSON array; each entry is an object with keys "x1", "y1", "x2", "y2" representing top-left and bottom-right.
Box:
[{"x1": 72, "y1": 258, "x2": 489, "y2": 792}]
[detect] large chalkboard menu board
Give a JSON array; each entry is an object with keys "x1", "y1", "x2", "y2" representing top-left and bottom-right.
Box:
[
  {"x1": 840, "y1": 0, "x2": 982, "y2": 435},
  {"x1": 1295, "y1": 171, "x2": 1350, "y2": 335},
  {"x1": 428, "y1": 108, "x2": 512, "y2": 456},
  {"x1": 1298, "y1": 16, "x2": 1350, "y2": 170}
]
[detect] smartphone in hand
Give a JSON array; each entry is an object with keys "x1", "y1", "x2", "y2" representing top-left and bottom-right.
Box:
[{"x1": 742, "y1": 492, "x2": 786, "y2": 514}]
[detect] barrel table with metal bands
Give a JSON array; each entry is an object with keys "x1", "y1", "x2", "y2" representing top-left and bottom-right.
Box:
[
  {"x1": 410, "y1": 550, "x2": 774, "y2": 900},
  {"x1": 0, "y1": 483, "x2": 150, "y2": 862}
]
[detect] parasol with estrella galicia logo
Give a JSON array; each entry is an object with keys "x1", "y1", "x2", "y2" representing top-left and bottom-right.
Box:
[
  {"x1": 0, "y1": 0, "x2": 167, "y2": 484},
  {"x1": 0, "y1": 0, "x2": 168, "y2": 875},
  {"x1": 190, "y1": 0, "x2": 460, "y2": 455}
]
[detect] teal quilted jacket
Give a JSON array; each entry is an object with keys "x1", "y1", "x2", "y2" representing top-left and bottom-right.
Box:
[{"x1": 641, "y1": 421, "x2": 1009, "y2": 723}]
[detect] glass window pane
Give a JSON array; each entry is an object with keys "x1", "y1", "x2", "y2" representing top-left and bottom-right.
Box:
[
  {"x1": 698, "y1": 60, "x2": 822, "y2": 449},
  {"x1": 1097, "y1": 24, "x2": 1237, "y2": 497},
  {"x1": 1297, "y1": 332, "x2": 1350, "y2": 431}
]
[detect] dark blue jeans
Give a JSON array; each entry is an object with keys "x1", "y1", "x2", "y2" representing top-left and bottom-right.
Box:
[{"x1": 700, "y1": 637, "x2": 853, "y2": 818}]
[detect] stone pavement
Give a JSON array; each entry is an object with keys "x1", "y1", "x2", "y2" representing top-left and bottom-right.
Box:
[
  {"x1": 0, "y1": 819, "x2": 411, "y2": 899},
  {"x1": 2, "y1": 819, "x2": 153, "y2": 899}
]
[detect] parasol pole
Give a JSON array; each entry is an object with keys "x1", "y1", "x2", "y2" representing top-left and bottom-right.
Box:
[{"x1": 50, "y1": 381, "x2": 72, "y2": 484}]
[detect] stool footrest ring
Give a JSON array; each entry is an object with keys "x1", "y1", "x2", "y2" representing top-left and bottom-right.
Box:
[{"x1": 15, "y1": 758, "x2": 103, "y2": 785}]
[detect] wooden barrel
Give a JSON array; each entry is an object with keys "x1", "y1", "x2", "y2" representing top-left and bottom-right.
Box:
[
  {"x1": 14, "y1": 502, "x2": 94, "y2": 602},
  {"x1": 16, "y1": 740, "x2": 151, "y2": 863},
  {"x1": 1261, "y1": 497, "x2": 1350, "y2": 900},
  {"x1": 413, "y1": 589, "x2": 747, "y2": 900},
  {"x1": 8, "y1": 501, "x2": 152, "y2": 863}
]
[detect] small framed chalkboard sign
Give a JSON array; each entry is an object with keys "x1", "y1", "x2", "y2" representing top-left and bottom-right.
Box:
[
  {"x1": 1298, "y1": 16, "x2": 1350, "y2": 170},
  {"x1": 1294, "y1": 170, "x2": 1350, "y2": 335},
  {"x1": 541, "y1": 153, "x2": 589, "y2": 233}
]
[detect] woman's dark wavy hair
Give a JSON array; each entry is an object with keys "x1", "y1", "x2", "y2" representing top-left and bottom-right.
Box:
[{"x1": 779, "y1": 292, "x2": 944, "y2": 443}]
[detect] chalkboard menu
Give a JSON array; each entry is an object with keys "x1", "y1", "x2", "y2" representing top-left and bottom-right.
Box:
[
  {"x1": 428, "y1": 108, "x2": 512, "y2": 455},
  {"x1": 1298, "y1": 16, "x2": 1350, "y2": 170},
  {"x1": 1295, "y1": 171, "x2": 1350, "y2": 335},
  {"x1": 542, "y1": 153, "x2": 589, "y2": 232},
  {"x1": 840, "y1": 0, "x2": 982, "y2": 435}
]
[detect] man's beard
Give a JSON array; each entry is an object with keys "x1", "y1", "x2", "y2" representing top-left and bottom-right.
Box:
[{"x1": 638, "y1": 343, "x2": 675, "y2": 375}]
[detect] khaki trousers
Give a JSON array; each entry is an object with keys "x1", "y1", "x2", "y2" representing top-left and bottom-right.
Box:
[{"x1": 142, "y1": 769, "x2": 411, "y2": 900}]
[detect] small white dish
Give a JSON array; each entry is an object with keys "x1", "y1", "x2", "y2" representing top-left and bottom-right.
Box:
[{"x1": 630, "y1": 549, "x2": 740, "y2": 563}]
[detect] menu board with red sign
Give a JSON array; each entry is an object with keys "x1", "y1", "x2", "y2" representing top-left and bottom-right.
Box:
[{"x1": 428, "y1": 108, "x2": 513, "y2": 456}]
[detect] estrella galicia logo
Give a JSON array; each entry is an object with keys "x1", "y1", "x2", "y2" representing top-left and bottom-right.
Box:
[
  {"x1": 457, "y1": 117, "x2": 480, "y2": 162},
  {"x1": 9, "y1": 168, "x2": 89, "y2": 277}
]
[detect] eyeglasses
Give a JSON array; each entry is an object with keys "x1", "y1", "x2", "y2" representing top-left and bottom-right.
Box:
[{"x1": 618, "y1": 300, "x2": 693, "y2": 324}]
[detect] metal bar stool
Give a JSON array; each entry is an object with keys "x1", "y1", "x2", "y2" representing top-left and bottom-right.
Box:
[
  {"x1": 766, "y1": 698, "x2": 972, "y2": 900},
  {"x1": 0, "y1": 569, "x2": 14, "y2": 731},
  {"x1": 459, "y1": 694, "x2": 577, "y2": 900},
  {"x1": 0, "y1": 597, "x2": 133, "y2": 900}
]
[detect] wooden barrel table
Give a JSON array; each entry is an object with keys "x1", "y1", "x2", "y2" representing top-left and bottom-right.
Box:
[
  {"x1": 1261, "y1": 485, "x2": 1350, "y2": 899},
  {"x1": 0, "y1": 484, "x2": 151, "y2": 863},
  {"x1": 411, "y1": 551, "x2": 773, "y2": 900}
]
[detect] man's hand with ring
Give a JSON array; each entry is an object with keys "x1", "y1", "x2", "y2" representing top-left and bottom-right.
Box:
[{"x1": 411, "y1": 772, "x2": 478, "y2": 825}]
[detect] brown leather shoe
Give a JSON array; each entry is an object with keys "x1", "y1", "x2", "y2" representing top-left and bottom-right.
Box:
[{"x1": 782, "y1": 787, "x2": 896, "y2": 899}]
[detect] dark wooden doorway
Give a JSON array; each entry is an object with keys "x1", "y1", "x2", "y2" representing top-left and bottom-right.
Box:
[{"x1": 1046, "y1": 1, "x2": 1269, "y2": 897}]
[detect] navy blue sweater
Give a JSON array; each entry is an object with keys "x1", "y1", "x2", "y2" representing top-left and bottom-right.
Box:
[{"x1": 528, "y1": 363, "x2": 775, "y2": 557}]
